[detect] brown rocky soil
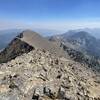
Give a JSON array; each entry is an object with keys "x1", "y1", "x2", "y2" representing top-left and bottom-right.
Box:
[{"x1": 0, "y1": 49, "x2": 100, "y2": 100}]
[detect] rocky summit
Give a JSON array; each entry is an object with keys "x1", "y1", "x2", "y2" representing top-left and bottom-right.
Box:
[
  {"x1": 0, "y1": 30, "x2": 66, "y2": 63},
  {"x1": 0, "y1": 49, "x2": 100, "y2": 100}
]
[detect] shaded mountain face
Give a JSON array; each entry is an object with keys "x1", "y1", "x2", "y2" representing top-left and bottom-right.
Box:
[
  {"x1": 48, "y1": 31, "x2": 100, "y2": 72},
  {"x1": 68, "y1": 28, "x2": 100, "y2": 39},
  {"x1": 0, "y1": 38, "x2": 34, "y2": 63},
  {"x1": 65, "y1": 31, "x2": 100, "y2": 57},
  {"x1": 50, "y1": 31, "x2": 100, "y2": 58},
  {"x1": 60, "y1": 44, "x2": 100, "y2": 73}
]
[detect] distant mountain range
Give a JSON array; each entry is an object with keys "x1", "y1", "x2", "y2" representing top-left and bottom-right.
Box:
[
  {"x1": 49, "y1": 30, "x2": 100, "y2": 59},
  {"x1": 1, "y1": 28, "x2": 100, "y2": 50},
  {"x1": 49, "y1": 31, "x2": 100, "y2": 71},
  {"x1": 0, "y1": 29, "x2": 100, "y2": 71},
  {"x1": 65, "y1": 28, "x2": 100, "y2": 39},
  {"x1": 0, "y1": 28, "x2": 63, "y2": 50},
  {"x1": 0, "y1": 28, "x2": 100, "y2": 62}
]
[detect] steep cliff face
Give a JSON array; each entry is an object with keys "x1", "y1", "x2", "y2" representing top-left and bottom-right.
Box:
[
  {"x1": 0, "y1": 49, "x2": 100, "y2": 100},
  {"x1": 0, "y1": 38, "x2": 34, "y2": 63}
]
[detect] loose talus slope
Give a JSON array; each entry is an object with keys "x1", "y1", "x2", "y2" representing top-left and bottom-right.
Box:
[{"x1": 0, "y1": 49, "x2": 100, "y2": 100}]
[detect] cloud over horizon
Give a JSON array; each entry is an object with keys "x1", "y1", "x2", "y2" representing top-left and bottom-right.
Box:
[{"x1": 1, "y1": 19, "x2": 100, "y2": 31}]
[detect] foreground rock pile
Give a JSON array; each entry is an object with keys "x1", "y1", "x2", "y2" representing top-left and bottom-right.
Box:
[{"x1": 0, "y1": 49, "x2": 100, "y2": 100}]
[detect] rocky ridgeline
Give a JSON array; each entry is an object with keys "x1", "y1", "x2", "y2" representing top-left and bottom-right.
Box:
[
  {"x1": 0, "y1": 49, "x2": 100, "y2": 100},
  {"x1": 0, "y1": 38, "x2": 34, "y2": 63}
]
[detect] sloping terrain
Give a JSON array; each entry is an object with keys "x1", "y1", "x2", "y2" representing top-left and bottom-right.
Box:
[
  {"x1": 18, "y1": 30, "x2": 66, "y2": 57},
  {"x1": 50, "y1": 31, "x2": 100, "y2": 58},
  {"x1": 0, "y1": 30, "x2": 100, "y2": 100},
  {"x1": 60, "y1": 43, "x2": 100, "y2": 73},
  {"x1": 0, "y1": 30, "x2": 66, "y2": 63},
  {"x1": 65, "y1": 31, "x2": 100, "y2": 58},
  {"x1": 0, "y1": 38, "x2": 34, "y2": 63},
  {"x1": 0, "y1": 49, "x2": 100, "y2": 100},
  {"x1": 49, "y1": 31, "x2": 100, "y2": 71}
]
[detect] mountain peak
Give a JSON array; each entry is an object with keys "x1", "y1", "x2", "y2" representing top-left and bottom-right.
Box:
[
  {"x1": 17, "y1": 30, "x2": 40, "y2": 38},
  {"x1": 71, "y1": 31, "x2": 92, "y2": 38},
  {"x1": 0, "y1": 30, "x2": 66, "y2": 63}
]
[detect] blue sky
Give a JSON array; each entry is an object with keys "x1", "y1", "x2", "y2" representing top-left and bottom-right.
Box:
[{"x1": 0, "y1": 0, "x2": 100, "y2": 30}]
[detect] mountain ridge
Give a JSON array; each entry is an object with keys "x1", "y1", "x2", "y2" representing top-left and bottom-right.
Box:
[
  {"x1": 0, "y1": 30, "x2": 100, "y2": 100},
  {"x1": 0, "y1": 30, "x2": 66, "y2": 63},
  {"x1": 49, "y1": 30, "x2": 100, "y2": 58}
]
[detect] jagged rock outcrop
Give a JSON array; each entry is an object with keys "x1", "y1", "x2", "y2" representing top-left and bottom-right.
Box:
[
  {"x1": 0, "y1": 49, "x2": 100, "y2": 100},
  {"x1": 0, "y1": 38, "x2": 34, "y2": 63}
]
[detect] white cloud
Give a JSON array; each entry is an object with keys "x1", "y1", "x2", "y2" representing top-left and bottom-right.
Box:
[{"x1": 0, "y1": 19, "x2": 100, "y2": 31}]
